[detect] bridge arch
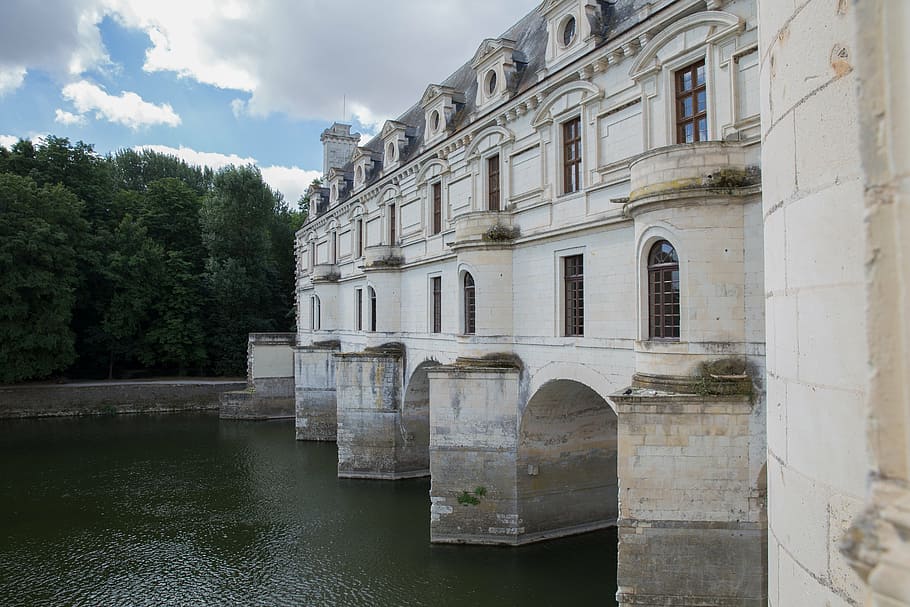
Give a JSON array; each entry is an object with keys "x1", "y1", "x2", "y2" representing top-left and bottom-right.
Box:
[
  {"x1": 517, "y1": 377, "x2": 618, "y2": 541},
  {"x1": 398, "y1": 359, "x2": 440, "y2": 476},
  {"x1": 525, "y1": 362, "x2": 618, "y2": 413}
]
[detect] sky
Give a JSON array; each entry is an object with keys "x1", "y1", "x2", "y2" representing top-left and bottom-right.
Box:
[{"x1": 0, "y1": 0, "x2": 540, "y2": 203}]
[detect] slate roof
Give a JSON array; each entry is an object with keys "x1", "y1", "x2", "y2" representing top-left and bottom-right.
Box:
[{"x1": 331, "y1": 0, "x2": 641, "y2": 205}]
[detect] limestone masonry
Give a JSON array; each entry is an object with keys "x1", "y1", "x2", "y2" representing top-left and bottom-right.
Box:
[{"x1": 252, "y1": 0, "x2": 909, "y2": 604}]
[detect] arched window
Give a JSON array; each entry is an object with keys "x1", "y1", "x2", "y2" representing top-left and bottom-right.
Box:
[
  {"x1": 463, "y1": 272, "x2": 476, "y2": 335},
  {"x1": 368, "y1": 287, "x2": 377, "y2": 332},
  {"x1": 311, "y1": 295, "x2": 321, "y2": 331},
  {"x1": 648, "y1": 240, "x2": 680, "y2": 339}
]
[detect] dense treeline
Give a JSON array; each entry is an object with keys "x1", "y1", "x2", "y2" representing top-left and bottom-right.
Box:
[{"x1": 0, "y1": 136, "x2": 305, "y2": 383}]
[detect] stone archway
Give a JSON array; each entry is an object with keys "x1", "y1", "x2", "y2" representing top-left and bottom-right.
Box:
[
  {"x1": 517, "y1": 379, "x2": 618, "y2": 541},
  {"x1": 397, "y1": 361, "x2": 438, "y2": 477}
]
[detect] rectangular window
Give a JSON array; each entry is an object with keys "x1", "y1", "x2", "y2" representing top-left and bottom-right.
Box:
[
  {"x1": 369, "y1": 288, "x2": 377, "y2": 332},
  {"x1": 331, "y1": 231, "x2": 337, "y2": 263},
  {"x1": 431, "y1": 276, "x2": 442, "y2": 333},
  {"x1": 676, "y1": 59, "x2": 707, "y2": 143},
  {"x1": 311, "y1": 296, "x2": 320, "y2": 331},
  {"x1": 389, "y1": 203, "x2": 396, "y2": 244},
  {"x1": 355, "y1": 218, "x2": 363, "y2": 258},
  {"x1": 564, "y1": 255, "x2": 584, "y2": 336},
  {"x1": 432, "y1": 183, "x2": 442, "y2": 235},
  {"x1": 487, "y1": 154, "x2": 500, "y2": 211},
  {"x1": 562, "y1": 117, "x2": 582, "y2": 194},
  {"x1": 355, "y1": 289, "x2": 363, "y2": 331}
]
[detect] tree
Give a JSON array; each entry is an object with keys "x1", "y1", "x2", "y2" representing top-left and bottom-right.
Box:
[
  {"x1": 0, "y1": 175, "x2": 87, "y2": 383},
  {"x1": 201, "y1": 166, "x2": 283, "y2": 374}
]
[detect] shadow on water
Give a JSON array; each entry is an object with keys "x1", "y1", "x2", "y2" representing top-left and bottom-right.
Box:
[{"x1": 0, "y1": 414, "x2": 618, "y2": 607}]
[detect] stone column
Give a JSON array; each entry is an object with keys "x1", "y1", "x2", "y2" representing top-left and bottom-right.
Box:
[
  {"x1": 294, "y1": 341, "x2": 339, "y2": 441},
  {"x1": 612, "y1": 385, "x2": 766, "y2": 605},
  {"x1": 427, "y1": 359, "x2": 521, "y2": 544},
  {"x1": 334, "y1": 344, "x2": 428, "y2": 479}
]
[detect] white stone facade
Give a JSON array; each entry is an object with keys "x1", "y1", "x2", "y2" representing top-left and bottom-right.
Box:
[{"x1": 294, "y1": 0, "x2": 769, "y2": 603}]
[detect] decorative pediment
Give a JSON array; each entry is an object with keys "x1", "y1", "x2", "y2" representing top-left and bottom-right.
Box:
[
  {"x1": 421, "y1": 84, "x2": 462, "y2": 107},
  {"x1": 472, "y1": 38, "x2": 527, "y2": 111},
  {"x1": 629, "y1": 11, "x2": 744, "y2": 79},
  {"x1": 471, "y1": 38, "x2": 518, "y2": 69},
  {"x1": 381, "y1": 120, "x2": 408, "y2": 139},
  {"x1": 422, "y1": 84, "x2": 465, "y2": 146}
]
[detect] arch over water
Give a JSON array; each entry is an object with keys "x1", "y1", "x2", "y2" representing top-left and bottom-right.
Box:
[
  {"x1": 399, "y1": 360, "x2": 440, "y2": 476},
  {"x1": 518, "y1": 379, "x2": 618, "y2": 540}
]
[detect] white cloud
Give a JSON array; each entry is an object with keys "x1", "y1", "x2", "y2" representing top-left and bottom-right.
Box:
[
  {"x1": 0, "y1": 67, "x2": 27, "y2": 96},
  {"x1": 54, "y1": 108, "x2": 87, "y2": 126},
  {"x1": 62, "y1": 80, "x2": 181, "y2": 129},
  {"x1": 0, "y1": 0, "x2": 109, "y2": 93},
  {"x1": 260, "y1": 165, "x2": 322, "y2": 204},
  {"x1": 0, "y1": 134, "x2": 20, "y2": 148},
  {"x1": 102, "y1": 0, "x2": 537, "y2": 124},
  {"x1": 135, "y1": 144, "x2": 319, "y2": 203},
  {"x1": 230, "y1": 98, "x2": 247, "y2": 118}
]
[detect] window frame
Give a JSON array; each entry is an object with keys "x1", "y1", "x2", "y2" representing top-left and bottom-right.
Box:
[
  {"x1": 562, "y1": 116, "x2": 582, "y2": 195},
  {"x1": 431, "y1": 182, "x2": 442, "y2": 235},
  {"x1": 354, "y1": 288, "x2": 363, "y2": 331},
  {"x1": 564, "y1": 254, "x2": 584, "y2": 337},
  {"x1": 675, "y1": 59, "x2": 708, "y2": 144},
  {"x1": 368, "y1": 286, "x2": 377, "y2": 332},
  {"x1": 388, "y1": 202, "x2": 396, "y2": 245},
  {"x1": 463, "y1": 272, "x2": 476, "y2": 335},
  {"x1": 430, "y1": 276, "x2": 442, "y2": 333},
  {"x1": 647, "y1": 240, "x2": 680, "y2": 340},
  {"x1": 354, "y1": 217, "x2": 364, "y2": 258},
  {"x1": 487, "y1": 154, "x2": 501, "y2": 211},
  {"x1": 311, "y1": 295, "x2": 321, "y2": 331}
]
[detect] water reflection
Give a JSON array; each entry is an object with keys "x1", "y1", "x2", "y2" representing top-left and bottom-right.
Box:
[{"x1": 0, "y1": 414, "x2": 618, "y2": 606}]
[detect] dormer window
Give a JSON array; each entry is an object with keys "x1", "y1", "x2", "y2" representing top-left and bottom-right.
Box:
[
  {"x1": 421, "y1": 85, "x2": 463, "y2": 147},
  {"x1": 543, "y1": 1, "x2": 604, "y2": 72},
  {"x1": 327, "y1": 167, "x2": 350, "y2": 205},
  {"x1": 561, "y1": 16, "x2": 576, "y2": 47},
  {"x1": 486, "y1": 70, "x2": 497, "y2": 96},
  {"x1": 471, "y1": 38, "x2": 524, "y2": 111},
  {"x1": 351, "y1": 146, "x2": 377, "y2": 191},
  {"x1": 381, "y1": 120, "x2": 410, "y2": 171}
]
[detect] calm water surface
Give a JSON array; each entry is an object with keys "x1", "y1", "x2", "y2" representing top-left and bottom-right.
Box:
[{"x1": 0, "y1": 414, "x2": 618, "y2": 606}]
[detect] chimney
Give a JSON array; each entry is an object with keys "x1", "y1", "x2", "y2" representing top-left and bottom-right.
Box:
[{"x1": 320, "y1": 123, "x2": 360, "y2": 178}]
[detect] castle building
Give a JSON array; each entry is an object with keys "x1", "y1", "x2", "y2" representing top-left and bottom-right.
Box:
[{"x1": 287, "y1": 0, "x2": 909, "y2": 604}]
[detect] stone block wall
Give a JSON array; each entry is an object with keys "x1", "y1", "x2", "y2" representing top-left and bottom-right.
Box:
[
  {"x1": 295, "y1": 345, "x2": 338, "y2": 440},
  {"x1": 613, "y1": 390, "x2": 765, "y2": 605},
  {"x1": 759, "y1": 0, "x2": 868, "y2": 604}
]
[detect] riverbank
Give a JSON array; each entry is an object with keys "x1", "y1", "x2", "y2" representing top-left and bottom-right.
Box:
[{"x1": 0, "y1": 379, "x2": 245, "y2": 419}]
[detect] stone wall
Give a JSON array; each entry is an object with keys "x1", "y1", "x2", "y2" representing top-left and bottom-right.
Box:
[
  {"x1": 759, "y1": 0, "x2": 868, "y2": 604},
  {"x1": 612, "y1": 388, "x2": 765, "y2": 605},
  {"x1": 220, "y1": 333, "x2": 295, "y2": 420},
  {"x1": 0, "y1": 380, "x2": 243, "y2": 418}
]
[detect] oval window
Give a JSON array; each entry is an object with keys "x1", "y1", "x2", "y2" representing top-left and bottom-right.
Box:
[
  {"x1": 387, "y1": 142, "x2": 395, "y2": 161},
  {"x1": 432, "y1": 110, "x2": 441, "y2": 131},
  {"x1": 562, "y1": 16, "x2": 576, "y2": 46},
  {"x1": 486, "y1": 70, "x2": 498, "y2": 96}
]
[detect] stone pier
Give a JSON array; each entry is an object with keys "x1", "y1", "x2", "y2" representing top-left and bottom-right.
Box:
[
  {"x1": 294, "y1": 341, "x2": 339, "y2": 440},
  {"x1": 428, "y1": 358, "x2": 619, "y2": 545},
  {"x1": 334, "y1": 344, "x2": 430, "y2": 479},
  {"x1": 612, "y1": 379, "x2": 766, "y2": 606}
]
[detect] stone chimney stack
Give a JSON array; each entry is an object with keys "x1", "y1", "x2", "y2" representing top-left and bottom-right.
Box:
[{"x1": 320, "y1": 123, "x2": 360, "y2": 178}]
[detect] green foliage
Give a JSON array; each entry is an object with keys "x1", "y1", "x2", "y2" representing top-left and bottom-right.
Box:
[
  {"x1": 201, "y1": 165, "x2": 297, "y2": 374},
  {"x1": 0, "y1": 174, "x2": 87, "y2": 382},
  {"x1": 0, "y1": 136, "x2": 301, "y2": 382},
  {"x1": 457, "y1": 486, "x2": 487, "y2": 506}
]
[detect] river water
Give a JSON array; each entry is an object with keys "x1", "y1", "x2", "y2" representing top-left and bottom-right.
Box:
[{"x1": 0, "y1": 414, "x2": 618, "y2": 606}]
